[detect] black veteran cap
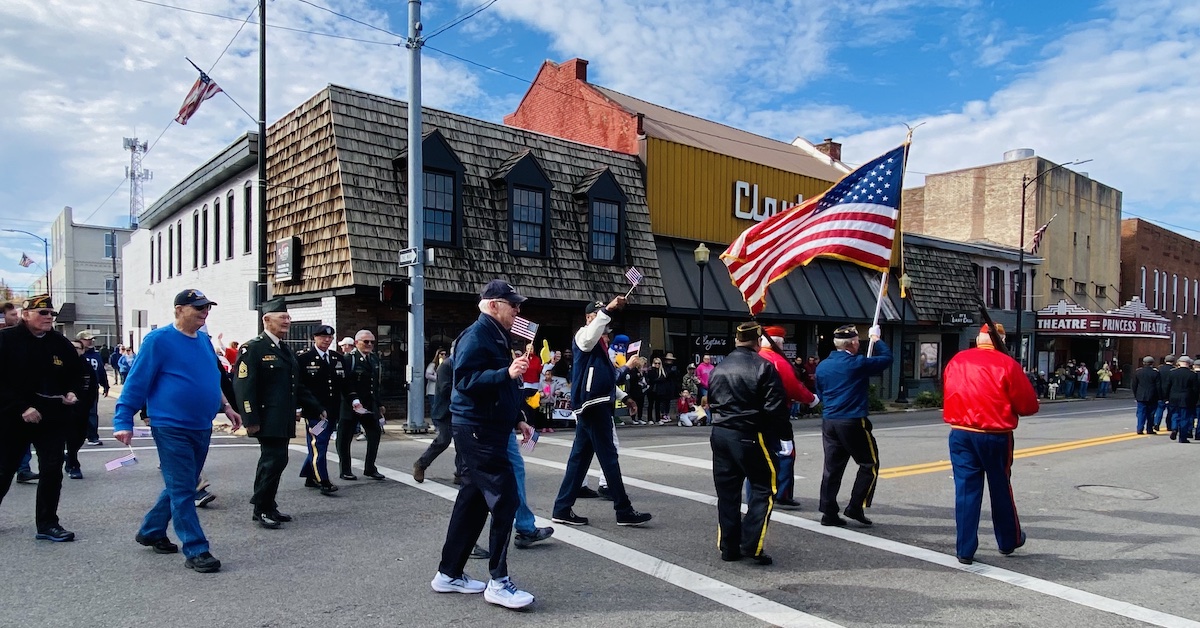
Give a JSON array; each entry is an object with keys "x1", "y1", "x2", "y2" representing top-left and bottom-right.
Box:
[
  {"x1": 480, "y1": 279, "x2": 527, "y2": 304},
  {"x1": 175, "y1": 289, "x2": 217, "y2": 308},
  {"x1": 735, "y1": 321, "x2": 762, "y2": 342},
  {"x1": 833, "y1": 324, "x2": 859, "y2": 339},
  {"x1": 262, "y1": 297, "x2": 287, "y2": 314},
  {"x1": 313, "y1": 324, "x2": 335, "y2": 337},
  {"x1": 585, "y1": 300, "x2": 607, "y2": 314},
  {"x1": 23, "y1": 294, "x2": 53, "y2": 311}
]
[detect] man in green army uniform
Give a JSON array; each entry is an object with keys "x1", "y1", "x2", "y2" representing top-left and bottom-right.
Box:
[{"x1": 234, "y1": 298, "x2": 323, "y2": 529}]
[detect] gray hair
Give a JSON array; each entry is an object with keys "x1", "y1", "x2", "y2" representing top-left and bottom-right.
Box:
[
  {"x1": 833, "y1": 337, "x2": 856, "y2": 351},
  {"x1": 354, "y1": 329, "x2": 374, "y2": 341}
]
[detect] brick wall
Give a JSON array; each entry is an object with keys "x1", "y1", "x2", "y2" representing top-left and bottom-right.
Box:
[{"x1": 1119, "y1": 218, "x2": 1200, "y2": 366}]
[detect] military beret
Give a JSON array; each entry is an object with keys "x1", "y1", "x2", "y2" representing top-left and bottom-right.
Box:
[
  {"x1": 313, "y1": 325, "x2": 335, "y2": 337},
  {"x1": 833, "y1": 324, "x2": 859, "y2": 339}
]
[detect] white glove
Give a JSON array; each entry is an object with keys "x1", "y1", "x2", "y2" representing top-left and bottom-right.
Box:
[
  {"x1": 868, "y1": 325, "x2": 882, "y2": 340},
  {"x1": 778, "y1": 440, "x2": 794, "y2": 457},
  {"x1": 808, "y1": 395, "x2": 821, "y2": 408}
]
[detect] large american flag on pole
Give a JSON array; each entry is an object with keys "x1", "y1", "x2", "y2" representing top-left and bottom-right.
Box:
[
  {"x1": 721, "y1": 144, "x2": 907, "y2": 315},
  {"x1": 1029, "y1": 214, "x2": 1057, "y2": 255},
  {"x1": 174, "y1": 71, "x2": 223, "y2": 125}
]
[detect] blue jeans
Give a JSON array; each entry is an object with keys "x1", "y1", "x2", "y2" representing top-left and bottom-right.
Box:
[
  {"x1": 138, "y1": 426, "x2": 212, "y2": 558},
  {"x1": 507, "y1": 433, "x2": 536, "y2": 535},
  {"x1": 1098, "y1": 382, "x2": 1110, "y2": 398},
  {"x1": 1136, "y1": 402, "x2": 1155, "y2": 433},
  {"x1": 1175, "y1": 407, "x2": 1195, "y2": 441},
  {"x1": 1062, "y1": 380, "x2": 1075, "y2": 398},
  {"x1": 949, "y1": 429, "x2": 1022, "y2": 560},
  {"x1": 18, "y1": 445, "x2": 32, "y2": 474},
  {"x1": 1077, "y1": 382, "x2": 1089, "y2": 399},
  {"x1": 1154, "y1": 400, "x2": 1171, "y2": 430}
]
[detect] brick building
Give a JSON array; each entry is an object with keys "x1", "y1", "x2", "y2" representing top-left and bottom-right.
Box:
[{"x1": 1119, "y1": 218, "x2": 1200, "y2": 366}]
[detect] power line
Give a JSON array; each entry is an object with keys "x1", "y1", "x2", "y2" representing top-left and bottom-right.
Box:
[
  {"x1": 425, "y1": 0, "x2": 501, "y2": 41},
  {"x1": 81, "y1": 176, "x2": 130, "y2": 224},
  {"x1": 129, "y1": 0, "x2": 398, "y2": 46},
  {"x1": 293, "y1": 0, "x2": 402, "y2": 39}
]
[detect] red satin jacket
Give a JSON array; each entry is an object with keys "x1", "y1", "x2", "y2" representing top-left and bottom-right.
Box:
[
  {"x1": 758, "y1": 348, "x2": 816, "y2": 405},
  {"x1": 943, "y1": 347, "x2": 1039, "y2": 432}
]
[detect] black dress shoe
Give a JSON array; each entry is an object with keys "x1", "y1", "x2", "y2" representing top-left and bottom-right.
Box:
[
  {"x1": 999, "y1": 531, "x2": 1027, "y2": 555},
  {"x1": 253, "y1": 513, "x2": 282, "y2": 529},
  {"x1": 363, "y1": 470, "x2": 386, "y2": 480},
  {"x1": 319, "y1": 483, "x2": 338, "y2": 495},
  {"x1": 15, "y1": 471, "x2": 38, "y2": 484},
  {"x1": 820, "y1": 513, "x2": 847, "y2": 527},
  {"x1": 748, "y1": 553, "x2": 773, "y2": 566},
  {"x1": 340, "y1": 472, "x2": 358, "y2": 481},
  {"x1": 185, "y1": 551, "x2": 221, "y2": 573},
  {"x1": 776, "y1": 498, "x2": 802, "y2": 509},
  {"x1": 304, "y1": 478, "x2": 321, "y2": 489},
  {"x1": 268, "y1": 511, "x2": 294, "y2": 522},
  {"x1": 1170, "y1": 431, "x2": 1178, "y2": 440},
  {"x1": 577, "y1": 486, "x2": 600, "y2": 499},
  {"x1": 957, "y1": 556, "x2": 974, "y2": 565},
  {"x1": 844, "y1": 509, "x2": 873, "y2": 527},
  {"x1": 720, "y1": 549, "x2": 742, "y2": 562}
]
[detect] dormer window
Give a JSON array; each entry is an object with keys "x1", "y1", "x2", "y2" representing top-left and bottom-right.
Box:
[
  {"x1": 492, "y1": 150, "x2": 553, "y2": 258},
  {"x1": 575, "y1": 168, "x2": 627, "y2": 265}
]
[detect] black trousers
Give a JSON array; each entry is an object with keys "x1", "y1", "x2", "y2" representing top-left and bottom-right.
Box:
[
  {"x1": 416, "y1": 416, "x2": 459, "y2": 471},
  {"x1": 336, "y1": 414, "x2": 381, "y2": 475},
  {"x1": 711, "y1": 426, "x2": 776, "y2": 557},
  {"x1": 251, "y1": 437, "x2": 289, "y2": 514},
  {"x1": 0, "y1": 413, "x2": 67, "y2": 531},
  {"x1": 63, "y1": 409, "x2": 88, "y2": 471},
  {"x1": 819, "y1": 418, "x2": 879, "y2": 516},
  {"x1": 437, "y1": 425, "x2": 519, "y2": 581}
]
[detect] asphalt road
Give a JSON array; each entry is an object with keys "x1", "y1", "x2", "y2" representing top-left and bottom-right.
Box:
[{"x1": 2, "y1": 393, "x2": 1198, "y2": 628}]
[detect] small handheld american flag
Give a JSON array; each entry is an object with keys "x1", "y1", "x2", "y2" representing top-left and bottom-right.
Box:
[
  {"x1": 625, "y1": 266, "x2": 643, "y2": 286},
  {"x1": 627, "y1": 340, "x2": 642, "y2": 355},
  {"x1": 104, "y1": 447, "x2": 139, "y2": 471},
  {"x1": 511, "y1": 316, "x2": 539, "y2": 342},
  {"x1": 519, "y1": 430, "x2": 540, "y2": 454}
]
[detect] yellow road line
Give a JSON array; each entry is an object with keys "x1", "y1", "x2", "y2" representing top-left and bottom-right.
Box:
[{"x1": 880, "y1": 432, "x2": 1146, "y2": 479}]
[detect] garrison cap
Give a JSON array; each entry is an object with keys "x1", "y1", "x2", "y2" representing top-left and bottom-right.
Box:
[
  {"x1": 833, "y1": 324, "x2": 859, "y2": 339},
  {"x1": 763, "y1": 325, "x2": 786, "y2": 338},
  {"x1": 735, "y1": 322, "x2": 762, "y2": 343},
  {"x1": 22, "y1": 294, "x2": 53, "y2": 311},
  {"x1": 261, "y1": 297, "x2": 287, "y2": 314},
  {"x1": 980, "y1": 323, "x2": 1006, "y2": 336}
]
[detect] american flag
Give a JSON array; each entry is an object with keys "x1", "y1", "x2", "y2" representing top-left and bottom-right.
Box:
[
  {"x1": 104, "y1": 449, "x2": 139, "y2": 471},
  {"x1": 627, "y1": 340, "x2": 642, "y2": 355},
  {"x1": 18, "y1": 253, "x2": 34, "y2": 268},
  {"x1": 510, "y1": 316, "x2": 539, "y2": 342},
  {"x1": 625, "y1": 266, "x2": 643, "y2": 286},
  {"x1": 174, "y1": 71, "x2": 223, "y2": 125},
  {"x1": 721, "y1": 144, "x2": 906, "y2": 316},
  {"x1": 1029, "y1": 214, "x2": 1056, "y2": 255}
]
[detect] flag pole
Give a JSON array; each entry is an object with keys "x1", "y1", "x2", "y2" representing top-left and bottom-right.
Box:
[{"x1": 867, "y1": 271, "x2": 888, "y2": 357}]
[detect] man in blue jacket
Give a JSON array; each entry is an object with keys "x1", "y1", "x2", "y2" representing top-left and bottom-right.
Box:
[
  {"x1": 814, "y1": 323, "x2": 891, "y2": 528},
  {"x1": 431, "y1": 280, "x2": 536, "y2": 610}
]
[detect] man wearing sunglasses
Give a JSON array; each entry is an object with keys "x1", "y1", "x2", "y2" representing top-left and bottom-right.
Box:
[
  {"x1": 0, "y1": 294, "x2": 82, "y2": 543},
  {"x1": 336, "y1": 329, "x2": 385, "y2": 481}
]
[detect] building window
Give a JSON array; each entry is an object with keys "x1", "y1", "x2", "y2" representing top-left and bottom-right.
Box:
[
  {"x1": 1184, "y1": 277, "x2": 1189, "y2": 315},
  {"x1": 168, "y1": 226, "x2": 174, "y2": 278},
  {"x1": 1162, "y1": 271, "x2": 1169, "y2": 311},
  {"x1": 176, "y1": 219, "x2": 183, "y2": 271},
  {"x1": 423, "y1": 170, "x2": 456, "y2": 245},
  {"x1": 243, "y1": 183, "x2": 253, "y2": 255},
  {"x1": 1010, "y1": 270, "x2": 1022, "y2": 311},
  {"x1": 104, "y1": 232, "x2": 116, "y2": 259},
  {"x1": 1153, "y1": 269, "x2": 1160, "y2": 309},
  {"x1": 226, "y1": 191, "x2": 235, "y2": 259},
  {"x1": 213, "y1": 198, "x2": 221, "y2": 265},
  {"x1": 1140, "y1": 266, "x2": 1146, "y2": 303},
  {"x1": 1194, "y1": 279, "x2": 1198, "y2": 315},
  {"x1": 1095, "y1": 285, "x2": 1107, "y2": 299},
  {"x1": 192, "y1": 211, "x2": 200, "y2": 269},
  {"x1": 987, "y1": 266, "x2": 1002, "y2": 308},
  {"x1": 972, "y1": 263, "x2": 983, "y2": 298},
  {"x1": 1172, "y1": 332, "x2": 1177, "y2": 355},
  {"x1": 201, "y1": 205, "x2": 209, "y2": 267},
  {"x1": 105, "y1": 277, "x2": 116, "y2": 306},
  {"x1": 590, "y1": 200, "x2": 621, "y2": 263},
  {"x1": 577, "y1": 168, "x2": 628, "y2": 264},
  {"x1": 511, "y1": 186, "x2": 546, "y2": 255},
  {"x1": 149, "y1": 236, "x2": 154, "y2": 285},
  {"x1": 1051, "y1": 277, "x2": 1065, "y2": 292},
  {"x1": 156, "y1": 232, "x2": 162, "y2": 283},
  {"x1": 1173, "y1": 274, "x2": 1179, "y2": 312},
  {"x1": 1073, "y1": 281, "x2": 1086, "y2": 296}
]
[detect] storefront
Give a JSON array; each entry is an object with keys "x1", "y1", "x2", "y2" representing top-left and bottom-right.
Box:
[{"x1": 1034, "y1": 298, "x2": 1171, "y2": 373}]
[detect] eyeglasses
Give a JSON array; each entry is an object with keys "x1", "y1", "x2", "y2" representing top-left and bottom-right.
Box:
[
  {"x1": 35, "y1": 309, "x2": 56, "y2": 316},
  {"x1": 190, "y1": 304, "x2": 212, "y2": 311},
  {"x1": 359, "y1": 340, "x2": 375, "y2": 345}
]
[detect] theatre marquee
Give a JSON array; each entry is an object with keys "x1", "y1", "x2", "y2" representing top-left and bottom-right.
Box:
[{"x1": 1035, "y1": 298, "x2": 1170, "y2": 338}]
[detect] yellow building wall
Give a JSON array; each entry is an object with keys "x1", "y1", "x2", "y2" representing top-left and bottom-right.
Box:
[{"x1": 644, "y1": 137, "x2": 836, "y2": 244}]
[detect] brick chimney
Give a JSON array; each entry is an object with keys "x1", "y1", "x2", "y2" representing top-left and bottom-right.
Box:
[
  {"x1": 815, "y1": 138, "x2": 842, "y2": 161},
  {"x1": 566, "y1": 58, "x2": 589, "y2": 82}
]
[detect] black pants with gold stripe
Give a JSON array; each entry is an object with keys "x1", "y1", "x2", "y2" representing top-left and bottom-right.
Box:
[
  {"x1": 818, "y1": 417, "x2": 879, "y2": 517},
  {"x1": 710, "y1": 426, "x2": 776, "y2": 558}
]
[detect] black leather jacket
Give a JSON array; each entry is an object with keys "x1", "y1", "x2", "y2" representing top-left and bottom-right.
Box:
[{"x1": 708, "y1": 346, "x2": 792, "y2": 441}]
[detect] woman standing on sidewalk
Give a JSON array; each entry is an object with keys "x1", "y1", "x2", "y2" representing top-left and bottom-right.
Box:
[{"x1": 1097, "y1": 363, "x2": 1112, "y2": 398}]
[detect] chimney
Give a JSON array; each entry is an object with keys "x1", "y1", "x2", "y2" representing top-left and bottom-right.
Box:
[
  {"x1": 567, "y1": 58, "x2": 589, "y2": 82},
  {"x1": 815, "y1": 138, "x2": 842, "y2": 162}
]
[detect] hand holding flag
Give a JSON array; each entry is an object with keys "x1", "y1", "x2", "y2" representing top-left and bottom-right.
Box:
[
  {"x1": 511, "y1": 316, "x2": 539, "y2": 342},
  {"x1": 627, "y1": 340, "x2": 642, "y2": 355},
  {"x1": 623, "y1": 266, "x2": 643, "y2": 298},
  {"x1": 105, "y1": 446, "x2": 139, "y2": 471}
]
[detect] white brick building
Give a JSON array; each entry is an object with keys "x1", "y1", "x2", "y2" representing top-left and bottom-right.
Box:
[{"x1": 41, "y1": 206, "x2": 133, "y2": 346}]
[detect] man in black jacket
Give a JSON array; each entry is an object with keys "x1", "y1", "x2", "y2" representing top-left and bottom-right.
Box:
[
  {"x1": 337, "y1": 329, "x2": 385, "y2": 481},
  {"x1": 234, "y1": 298, "x2": 324, "y2": 529},
  {"x1": 1166, "y1": 355, "x2": 1199, "y2": 443},
  {"x1": 1154, "y1": 354, "x2": 1176, "y2": 433},
  {"x1": 296, "y1": 325, "x2": 343, "y2": 495},
  {"x1": 1131, "y1": 356, "x2": 1160, "y2": 435},
  {"x1": 0, "y1": 295, "x2": 82, "y2": 542},
  {"x1": 707, "y1": 322, "x2": 790, "y2": 565}
]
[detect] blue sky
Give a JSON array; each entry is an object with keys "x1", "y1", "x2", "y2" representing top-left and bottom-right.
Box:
[{"x1": 1, "y1": 0, "x2": 1198, "y2": 292}]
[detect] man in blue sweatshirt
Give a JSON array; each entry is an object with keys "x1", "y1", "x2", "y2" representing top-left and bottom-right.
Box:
[
  {"x1": 113, "y1": 289, "x2": 241, "y2": 573},
  {"x1": 814, "y1": 323, "x2": 891, "y2": 528}
]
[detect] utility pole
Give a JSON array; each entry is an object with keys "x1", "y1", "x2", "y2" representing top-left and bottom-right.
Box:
[
  {"x1": 111, "y1": 229, "x2": 122, "y2": 346},
  {"x1": 405, "y1": 0, "x2": 427, "y2": 431},
  {"x1": 255, "y1": 0, "x2": 268, "y2": 331},
  {"x1": 123, "y1": 138, "x2": 152, "y2": 229}
]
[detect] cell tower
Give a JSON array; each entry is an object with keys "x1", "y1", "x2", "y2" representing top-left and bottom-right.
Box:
[{"x1": 123, "y1": 137, "x2": 152, "y2": 228}]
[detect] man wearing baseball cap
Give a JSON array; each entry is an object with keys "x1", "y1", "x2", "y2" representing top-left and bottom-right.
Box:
[
  {"x1": 297, "y1": 325, "x2": 343, "y2": 495},
  {"x1": 75, "y1": 330, "x2": 110, "y2": 446}
]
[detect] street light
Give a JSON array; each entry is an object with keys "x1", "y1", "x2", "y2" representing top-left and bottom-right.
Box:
[
  {"x1": 694, "y1": 242, "x2": 710, "y2": 358},
  {"x1": 2, "y1": 228, "x2": 51, "y2": 300},
  {"x1": 1014, "y1": 158, "x2": 1092, "y2": 368},
  {"x1": 895, "y1": 272, "x2": 912, "y2": 403}
]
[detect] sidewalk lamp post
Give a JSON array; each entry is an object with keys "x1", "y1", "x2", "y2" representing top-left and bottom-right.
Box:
[
  {"x1": 1014, "y1": 158, "x2": 1091, "y2": 368},
  {"x1": 895, "y1": 272, "x2": 912, "y2": 403},
  {"x1": 2, "y1": 229, "x2": 51, "y2": 300},
  {"x1": 694, "y1": 243, "x2": 710, "y2": 355}
]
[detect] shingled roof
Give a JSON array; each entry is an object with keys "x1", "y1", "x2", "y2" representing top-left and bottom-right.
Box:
[
  {"x1": 903, "y1": 242, "x2": 979, "y2": 320},
  {"x1": 267, "y1": 85, "x2": 664, "y2": 306}
]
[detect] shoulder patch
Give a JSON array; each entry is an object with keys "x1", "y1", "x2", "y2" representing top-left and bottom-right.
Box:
[{"x1": 238, "y1": 362, "x2": 248, "y2": 378}]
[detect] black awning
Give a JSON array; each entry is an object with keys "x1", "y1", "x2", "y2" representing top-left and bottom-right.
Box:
[
  {"x1": 655, "y1": 238, "x2": 916, "y2": 323},
  {"x1": 55, "y1": 302, "x2": 77, "y2": 323}
]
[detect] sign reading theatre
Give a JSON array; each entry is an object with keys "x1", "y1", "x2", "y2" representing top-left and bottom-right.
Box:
[{"x1": 1034, "y1": 298, "x2": 1170, "y2": 339}]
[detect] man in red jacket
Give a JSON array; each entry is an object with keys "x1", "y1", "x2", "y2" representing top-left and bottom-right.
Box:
[
  {"x1": 758, "y1": 326, "x2": 817, "y2": 508},
  {"x1": 942, "y1": 324, "x2": 1039, "y2": 565}
]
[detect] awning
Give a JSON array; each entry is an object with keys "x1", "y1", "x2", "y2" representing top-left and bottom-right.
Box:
[
  {"x1": 1035, "y1": 298, "x2": 1171, "y2": 338},
  {"x1": 55, "y1": 302, "x2": 77, "y2": 323},
  {"x1": 655, "y1": 238, "x2": 916, "y2": 323}
]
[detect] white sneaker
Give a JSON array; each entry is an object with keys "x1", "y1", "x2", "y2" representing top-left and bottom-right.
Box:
[
  {"x1": 485, "y1": 577, "x2": 534, "y2": 609},
  {"x1": 430, "y1": 571, "x2": 486, "y2": 594}
]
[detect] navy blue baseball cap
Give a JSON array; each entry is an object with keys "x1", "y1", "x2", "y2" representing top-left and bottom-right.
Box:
[
  {"x1": 174, "y1": 289, "x2": 217, "y2": 308},
  {"x1": 480, "y1": 279, "x2": 527, "y2": 304}
]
